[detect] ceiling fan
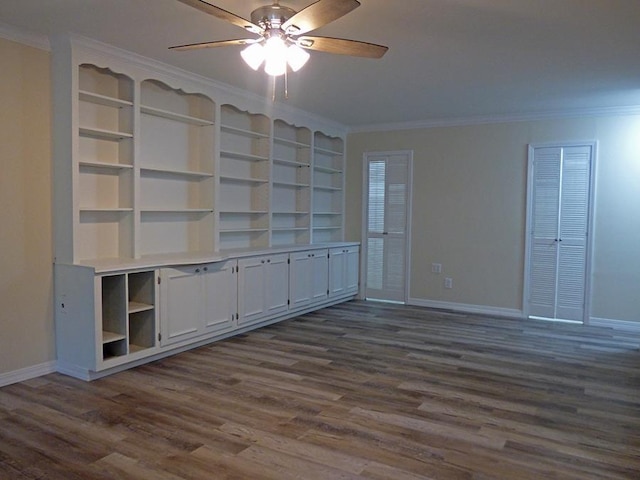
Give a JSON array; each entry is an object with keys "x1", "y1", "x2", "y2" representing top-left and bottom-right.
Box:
[{"x1": 170, "y1": 0, "x2": 388, "y2": 76}]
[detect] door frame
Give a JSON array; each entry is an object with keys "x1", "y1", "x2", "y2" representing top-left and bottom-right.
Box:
[
  {"x1": 523, "y1": 141, "x2": 598, "y2": 323},
  {"x1": 360, "y1": 150, "x2": 414, "y2": 303}
]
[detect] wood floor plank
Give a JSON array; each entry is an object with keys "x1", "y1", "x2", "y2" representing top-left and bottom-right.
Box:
[
  {"x1": 1, "y1": 300, "x2": 639, "y2": 478},
  {"x1": 219, "y1": 421, "x2": 371, "y2": 474},
  {"x1": 299, "y1": 426, "x2": 472, "y2": 480},
  {"x1": 190, "y1": 444, "x2": 301, "y2": 480}
]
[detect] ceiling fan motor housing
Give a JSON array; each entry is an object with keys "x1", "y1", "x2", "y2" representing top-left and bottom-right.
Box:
[{"x1": 251, "y1": 3, "x2": 297, "y2": 32}]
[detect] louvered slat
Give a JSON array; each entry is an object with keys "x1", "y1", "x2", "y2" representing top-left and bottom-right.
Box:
[
  {"x1": 367, "y1": 160, "x2": 385, "y2": 233},
  {"x1": 366, "y1": 237, "x2": 384, "y2": 290},
  {"x1": 560, "y1": 148, "x2": 591, "y2": 239}
]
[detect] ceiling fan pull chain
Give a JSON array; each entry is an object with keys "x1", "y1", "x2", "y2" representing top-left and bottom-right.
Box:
[
  {"x1": 284, "y1": 69, "x2": 289, "y2": 99},
  {"x1": 272, "y1": 75, "x2": 276, "y2": 102}
]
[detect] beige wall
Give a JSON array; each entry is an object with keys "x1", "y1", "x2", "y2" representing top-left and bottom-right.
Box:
[
  {"x1": 1, "y1": 34, "x2": 638, "y2": 379},
  {"x1": 0, "y1": 38, "x2": 54, "y2": 374},
  {"x1": 347, "y1": 115, "x2": 640, "y2": 322}
]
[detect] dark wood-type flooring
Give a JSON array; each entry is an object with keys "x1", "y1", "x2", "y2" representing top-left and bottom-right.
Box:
[{"x1": 1, "y1": 301, "x2": 640, "y2": 479}]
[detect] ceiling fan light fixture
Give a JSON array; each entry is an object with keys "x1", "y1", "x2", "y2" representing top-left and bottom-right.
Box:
[
  {"x1": 263, "y1": 36, "x2": 288, "y2": 76},
  {"x1": 242, "y1": 37, "x2": 308, "y2": 76},
  {"x1": 240, "y1": 42, "x2": 265, "y2": 70},
  {"x1": 287, "y1": 43, "x2": 310, "y2": 72},
  {"x1": 172, "y1": 0, "x2": 388, "y2": 78}
]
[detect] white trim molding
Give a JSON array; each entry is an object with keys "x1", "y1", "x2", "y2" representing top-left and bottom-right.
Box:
[
  {"x1": 590, "y1": 317, "x2": 640, "y2": 332},
  {"x1": 0, "y1": 361, "x2": 57, "y2": 388},
  {"x1": 349, "y1": 105, "x2": 640, "y2": 134},
  {"x1": 408, "y1": 298, "x2": 523, "y2": 319},
  {"x1": 0, "y1": 22, "x2": 50, "y2": 51}
]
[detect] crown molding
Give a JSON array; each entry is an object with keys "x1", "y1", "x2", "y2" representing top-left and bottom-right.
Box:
[
  {"x1": 349, "y1": 105, "x2": 640, "y2": 134},
  {"x1": 0, "y1": 22, "x2": 50, "y2": 51}
]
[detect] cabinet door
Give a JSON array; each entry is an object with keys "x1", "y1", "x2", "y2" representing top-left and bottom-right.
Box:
[
  {"x1": 310, "y1": 249, "x2": 329, "y2": 303},
  {"x1": 289, "y1": 251, "x2": 313, "y2": 309},
  {"x1": 329, "y1": 246, "x2": 360, "y2": 299},
  {"x1": 238, "y1": 256, "x2": 268, "y2": 326},
  {"x1": 160, "y1": 267, "x2": 202, "y2": 346},
  {"x1": 265, "y1": 253, "x2": 290, "y2": 317},
  {"x1": 328, "y1": 248, "x2": 346, "y2": 297},
  {"x1": 345, "y1": 246, "x2": 360, "y2": 295},
  {"x1": 201, "y1": 260, "x2": 237, "y2": 334}
]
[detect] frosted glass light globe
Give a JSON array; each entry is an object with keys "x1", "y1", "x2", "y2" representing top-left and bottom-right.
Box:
[{"x1": 264, "y1": 36, "x2": 288, "y2": 76}]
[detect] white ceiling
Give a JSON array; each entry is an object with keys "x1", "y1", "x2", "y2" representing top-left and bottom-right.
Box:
[{"x1": 2, "y1": 0, "x2": 640, "y2": 128}]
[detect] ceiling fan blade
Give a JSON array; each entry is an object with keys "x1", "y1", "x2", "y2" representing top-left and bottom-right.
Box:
[
  {"x1": 297, "y1": 36, "x2": 388, "y2": 58},
  {"x1": 176, "y1": 0, "x2": 263, "y2": 34},
  {"x1": 282, "y1": 0, "x2": 360, "y2": 35},
  {"x1": 169, "y1": 38, "x2": 257, "y2": 51}
]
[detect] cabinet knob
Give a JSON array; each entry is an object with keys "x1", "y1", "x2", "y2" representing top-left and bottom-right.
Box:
[
  {"x1": 203, "y1": 267, "x2": 208, "y2": 272},
  {"x1": 261, "y1": 260, "x2": 265, "y2": 264},
  {"x1": 195, "y1": 268, "x2": 200, "y2": 273},
  {"x1": 267, "y1": 259, "x2": 271, "y2": 263}
]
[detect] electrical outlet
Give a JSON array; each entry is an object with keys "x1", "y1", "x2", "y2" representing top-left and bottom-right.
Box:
[
  {"x1": 58, "y1": 294, "x2": 67, "y2": 315},
  {"x1": 431, "y1": 263, "x2": 442, "y2": 274},
  {"x1": 444, "y1": 277, "x2": 453, "y2": 289}
]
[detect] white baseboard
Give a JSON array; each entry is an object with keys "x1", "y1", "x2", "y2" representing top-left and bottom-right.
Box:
[
  {"x1": 0, "y1": 361, "x2": 57, "y2": 388},
  {"x1": 589, "y1": 317, "x2": 640, "y2": 331},
  {"x1": 55, "y1": 361, "x2": 94, "y2": 381},
  {"x1": 408, "y1": 298, "x2": 523, "y2": 319}
]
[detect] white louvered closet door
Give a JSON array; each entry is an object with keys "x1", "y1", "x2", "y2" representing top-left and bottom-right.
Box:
[
  {"x1": 527, "y1": 145, "x2": 592, "y2": 322},
  {"x1": 364, "y1": 152, "x2": 411, "y2": 302}
]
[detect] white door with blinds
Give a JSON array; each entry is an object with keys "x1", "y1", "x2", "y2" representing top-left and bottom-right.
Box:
[
  {"x1": 363, "y1": 151, "x2": 412, "y2": 302},
  {"x1": 525, "y1": 144, "x2": 594, "y2": 322}
]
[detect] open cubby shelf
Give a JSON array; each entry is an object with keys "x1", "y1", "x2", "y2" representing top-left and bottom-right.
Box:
[
  {"x1": 79, "y1": 127, "x2": 133, "y2": 141},
  {"x1": 79, "y1": 90, "x2": 133, "y2": 108},
  {"x1": 98, "y1": 270, "x2": 157, "y2": 362},
  {"x1": 140, "y1": 166, "x2": 214, "y2": 178},
  {"x1": 141, "y1": 105, "x2": 214, "y2": 126}
]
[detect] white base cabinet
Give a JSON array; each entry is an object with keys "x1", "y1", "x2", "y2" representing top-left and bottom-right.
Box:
[
  {"x1": 55, "y1": 265, "x2": 159, "y2": 376},
  {"x1": 289, "y1": 249, "x2": 329, "y2": 310},
  {"x1": 329, "y1": 246, "x2": 360, "y2": 298},
  {"x1": 238, "y1": 253, "x2": 290, "y2": 327},
  {"x1": 55, "y1": 243, "x2": 359, "y2": 380},
  {"x1": 159, "y1": 260, "x2": 237, "y2": 347}
]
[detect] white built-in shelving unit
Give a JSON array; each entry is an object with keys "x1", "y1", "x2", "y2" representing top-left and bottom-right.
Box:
[
  {"x1": 271, "y1": 119, "x2": 312, "y2": 246},
  {"x1": 139, "y1": 79, "x2": 216, "y2": 257},
  {"x1": 52, "y1": 36, "x2": 355, "y2": 380},
  {"x1": 61, "y1": 60, "x2": 347, "y2": 262},
  {"x1": 218, "y1": 105, "x2": 271, "y2": 250},
  {"x1": 77, "y1": 64, "x2": 135, "y2": 261},
  {"x1": 312, "y1": 132, "x2": 345, "y2": 243}
]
